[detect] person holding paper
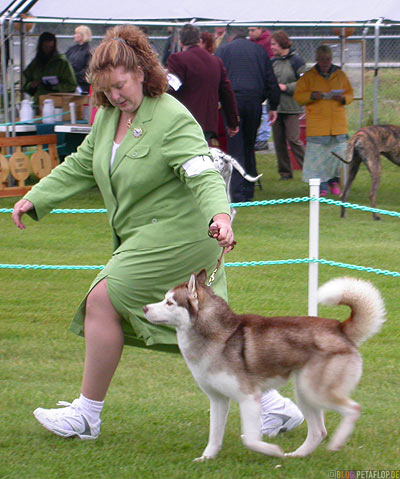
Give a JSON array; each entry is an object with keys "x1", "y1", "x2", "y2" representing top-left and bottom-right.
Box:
[
  {"x1": 23, "y1": 32, "x2": 77, "y2": 106},
  {"x1": 294, "y1": 45, "x2": 353, "y2": 196}
]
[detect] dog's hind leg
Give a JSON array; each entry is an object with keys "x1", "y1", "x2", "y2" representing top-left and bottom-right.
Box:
[
  {"x1": 193, "y1": 392, "x2": 231, "y2": 462},
  {"x1": 365, "y1": 157, "x2": 382, "y2": 220},
  {"x1": 285, "y1": 378, "x2": 327, "y2": 457},
  {"x1": 340, "y1": 153, "x2": 362, "y2": 218},
  {"x1": 239, "y1": 396, "x2": 284, "y2": 457},
  {"x1": 327, "y1": 399, "x2": 361, "y2": 452}
]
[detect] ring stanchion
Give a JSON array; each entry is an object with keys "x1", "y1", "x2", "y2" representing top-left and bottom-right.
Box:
[{"x1": 308, "y1": 178, "x2": 320, "y2": 316}]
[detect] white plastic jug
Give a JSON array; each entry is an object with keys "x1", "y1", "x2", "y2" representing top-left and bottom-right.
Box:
[
  {"x1": 19, "y1": 99, "x2": 34, "y2": 123},
  {"x1": 42, "y1": 98, "x2": 55, "y2": 124}
]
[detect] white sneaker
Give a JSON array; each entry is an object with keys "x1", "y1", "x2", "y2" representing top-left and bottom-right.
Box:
[
  {"x1": 261, "y1": 397, "x2": 304, "y2": 438},
  {"x1": 33, "y1": 399, "x2": 100, "y2": 440}
]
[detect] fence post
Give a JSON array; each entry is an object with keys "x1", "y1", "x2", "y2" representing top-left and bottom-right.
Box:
[{"x1": 308, "y1": 178, "x2": 320, "y2": 316}]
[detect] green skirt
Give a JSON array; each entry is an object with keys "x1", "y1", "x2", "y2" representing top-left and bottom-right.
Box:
[{"x1": 69, "y1": 238, "x2": 226, "y2": 353}]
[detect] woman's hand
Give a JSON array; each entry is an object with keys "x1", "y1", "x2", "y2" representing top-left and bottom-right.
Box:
[
  {"x1": 208, "y1": 213, "x2": 235, "y2": 253},
  {"x1": 12, "y1": 199, "x2": 34, "y2": 230},
  {"x1": 311, "y1": 91, "x2": 324, "y2": 100}
]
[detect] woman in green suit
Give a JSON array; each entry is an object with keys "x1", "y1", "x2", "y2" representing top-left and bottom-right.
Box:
[
  {"x1": 12, "y1": 25, "x2": 303, "y2": 442},
  {"x1": 13, "y1": 25, "x2": 233, "y2": 439}
]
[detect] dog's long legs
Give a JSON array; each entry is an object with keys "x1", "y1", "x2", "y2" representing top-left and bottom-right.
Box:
[
  {"x1": 285, "y1": 384, "x2": 327, "y2": 457},
  {"x1": 193, "y1": 392, "x2": 231, "y2": 462},
  {"x1": 365, "y1": 157, "x2": 382, "y2": 220},
  {"x1": 340, "y1": 154, "x2": 362, "y2": 218},
  {"x1": 239, "y1": 396, "x2": 284, "y2": 457},
  {"x1": 327, "y1": 399, "x2": 361, "y2": 452}
]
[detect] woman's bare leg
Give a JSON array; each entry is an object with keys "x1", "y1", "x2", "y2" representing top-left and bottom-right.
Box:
[{"x1": 81, "y1": 279, "x2": 124, "y2": 401}]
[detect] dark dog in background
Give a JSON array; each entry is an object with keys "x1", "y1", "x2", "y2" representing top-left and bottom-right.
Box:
[{"x1": 335, "y1": 125, "x2": 400, "y2": 220}]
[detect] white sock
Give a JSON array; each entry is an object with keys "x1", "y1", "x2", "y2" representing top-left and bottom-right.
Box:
[
  {"x1": 261, "y1": 389, "x2": 287, "y2": 412},
  {"x1": 78, "y1": 394, "x2": 104, "y2": 424}
]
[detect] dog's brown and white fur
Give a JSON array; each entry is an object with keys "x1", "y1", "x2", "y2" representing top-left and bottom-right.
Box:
[
  {"x1": 143, "y1": 272, "x2": 385, "y2": 460},
  {"x1": 336, "y1": 125, "x2": 400, "y2": 220}
]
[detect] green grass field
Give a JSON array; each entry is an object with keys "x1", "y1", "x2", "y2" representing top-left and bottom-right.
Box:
[
  {"x1": 347, "y1": 68, "x2": 400, "y2": 134},
  {"x1": 1, "y1": 153, "x2": 399, "y2": 478}
]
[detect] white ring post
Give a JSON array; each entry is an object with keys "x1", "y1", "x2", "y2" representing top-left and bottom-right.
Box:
[{"x1": 308, "y1": 179, "x2": 320, "y2": 316}]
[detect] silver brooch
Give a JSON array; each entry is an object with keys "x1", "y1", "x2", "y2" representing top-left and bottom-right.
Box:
[{"x1": 133, "y1": 128, "x2": 142, "y2": 138}]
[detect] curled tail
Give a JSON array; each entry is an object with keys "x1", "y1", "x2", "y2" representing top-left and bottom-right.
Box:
[{"x1": 318, "y1": 277, "x2": 386, "y2": 346}]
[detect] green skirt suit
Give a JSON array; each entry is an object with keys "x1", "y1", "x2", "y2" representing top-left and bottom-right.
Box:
[{"x1": 24, "y1": 93, "x2": 231, "y2": 352}]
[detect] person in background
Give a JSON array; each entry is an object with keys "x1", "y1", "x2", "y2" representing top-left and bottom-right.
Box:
[
  {"x1": 65, "y1": 25, "x2": 92, "y2": 94},
  {"x1": 248, "y1": 26, "x2": 273, "y2": 58},
  {"x1": 294, "y1": 44, "x2": 353, "y2": 196},
  {"x1": 270, "y1": 30, "x2": 306, "y2": 180},
  {"x1": 199, "y1": 31, "x2": 229, "y2": 151},
  {"x1": 200, "y1": 31, "x2": 216, "y2": 54},
  {"x1": 23, "y1": 32, "x2": 77, "y2": 106},
  {"x1": 216, "y1": 30, "x2": 280, "y2": 202},
  {"x1": 248, "y1": 26, "x2": 274, "y2": 151},
  {"x1": 216, "y1": 31, "x2": 304, "y2": 437},
  {"x1": 214, "y1": 26, "x2": 230, "y2": 52},
  {"x1": 12, "y1": 24, "x2": 234, "y2": 441},
  {"x1": 167, "y1": 24, "x2": 239, "y2": 143},
  {"x1": 161, "y1": 26, "x2": 179, "y2": 66}
]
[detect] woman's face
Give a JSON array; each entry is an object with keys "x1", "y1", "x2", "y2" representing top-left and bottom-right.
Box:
[
  {"x1": 100, "y1": 66, "x2": 144, "y2": 115},
  {"x1": 74, "y1": 30, "x2": 84, "y2": 45},
  {"x1": 317, "y1": 55, "x2": 332, "y2": 74},
  {"x1": 270, "y1": 39, "x2": 284, "y2": 56}
]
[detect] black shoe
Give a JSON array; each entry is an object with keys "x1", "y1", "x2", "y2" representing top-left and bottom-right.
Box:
[
  {"x1": 280, "y1": 176, "x2": 293, "y2": 181},
  {"x1": 254, "y1": 141, "x2": 269, "y2": 151}
]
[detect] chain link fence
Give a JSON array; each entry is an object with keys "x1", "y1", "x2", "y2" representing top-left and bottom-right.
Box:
[{"x1": 4, "y1": 22, "x2": 400, "y2": 133}]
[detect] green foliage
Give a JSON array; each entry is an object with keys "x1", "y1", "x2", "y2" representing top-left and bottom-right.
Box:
[
  {"x1": 347, "y1": 68, "x2": 400, "y2": 134},
  {"x1": 1, "y1": 155, "x2": 399, "y2": 478}
]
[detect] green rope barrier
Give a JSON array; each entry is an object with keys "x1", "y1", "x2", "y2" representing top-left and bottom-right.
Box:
[
  {"x1": 2, "y1": 197, "x2": 400, "y2": 217},
  {"x1": 1, "y1": 258, "x2": 399, "y2": 277},
  {"x1": 2, "y1": 197, "x2": 399, "y2": 217},
  {"x1": 1, "y1": 198, "x2": 399, "y2": 278},
  {"x1": 0, "y1": 110, "x2": 70, "y2": 127},
  {"x1": 1, "y1": 142, "x2": 67, "y2": 159}
]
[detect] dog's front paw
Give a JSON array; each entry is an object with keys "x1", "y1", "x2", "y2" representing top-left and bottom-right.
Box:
[{"x1": 193, "y1": 455, "x2": 215, "y2": 463}]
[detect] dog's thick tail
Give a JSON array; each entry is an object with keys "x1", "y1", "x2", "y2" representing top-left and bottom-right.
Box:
[{"x1": 318, "y1": 277, "x2": 386, "y2": 346}]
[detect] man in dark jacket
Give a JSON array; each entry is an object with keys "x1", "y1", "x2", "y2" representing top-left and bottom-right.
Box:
[
  {"x1": 167, "y1": 24, "x2": 239, "y2": 143},
  {"x1": 216, "y1": 30, "x2": 280, "y2": 201}
]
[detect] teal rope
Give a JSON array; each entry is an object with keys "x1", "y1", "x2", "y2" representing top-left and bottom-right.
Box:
[
  {"x1": 1, "y1": 258, "x2": 399, "y2": 277},
  {"x1": 2, "y1": 197, "x2": 399, "y2": 217},
  {"x1": 0, "y1": 110, "x2": 70, "y2": 127},
  {"x1": 1, "y1": 142, "x2": 67, "y2": 159},
  {"x1": 1, "y1": 198, "x2": 399, "y2": 277}
]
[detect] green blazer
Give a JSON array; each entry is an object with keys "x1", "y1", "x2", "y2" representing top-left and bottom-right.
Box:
[{"x1": 25, "y1": 94, "x2": 230, "y2": 253}]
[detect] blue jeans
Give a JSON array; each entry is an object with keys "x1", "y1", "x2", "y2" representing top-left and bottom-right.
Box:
[{"x1": 256, "y1": 104, "x2": 271, "y2": 142}]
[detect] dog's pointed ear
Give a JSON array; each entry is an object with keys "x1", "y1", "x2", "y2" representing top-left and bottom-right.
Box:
[
  {"x1": 188, "y1": 273, "x2": 198, "y2": 301},
  {"x1": 196, "y1": 269, "x2": 207, "y2": 285},
  {"x1": 188, "y1": 273, "x2": 199, "y2": 315}
]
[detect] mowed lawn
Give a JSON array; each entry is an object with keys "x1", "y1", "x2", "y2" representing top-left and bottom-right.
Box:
[{"x1": 1, "y1": 151, "x2": 399, "y2": 478}]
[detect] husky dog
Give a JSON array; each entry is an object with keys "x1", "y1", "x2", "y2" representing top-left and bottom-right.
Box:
[
  {"x1": 209, "y1": 147, "x2": 262, "y2": 219},
  {"x1": 143, "y1": 272, "x2": 385, "y2": 460},
  {"x1": 334, "y1": 125, "x2": 400, "y2": 220}
]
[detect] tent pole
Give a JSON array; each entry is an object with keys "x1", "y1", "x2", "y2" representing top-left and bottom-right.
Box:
[{"x1": 373, "y1": 18, "x2": 383, "y2": 125}]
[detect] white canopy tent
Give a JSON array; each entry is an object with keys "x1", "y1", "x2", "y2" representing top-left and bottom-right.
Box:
[
  {"x1": 17, "y1": 0, "x2": 400, "y2": 23},
  {"x1": 1, "y1": 0, "x2": 399, "y2": 130}
]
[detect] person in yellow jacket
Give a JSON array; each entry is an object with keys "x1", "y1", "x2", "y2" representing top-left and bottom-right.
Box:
[{"x1": 294, "y1": 45, "x2": 353, "y2": 196}]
